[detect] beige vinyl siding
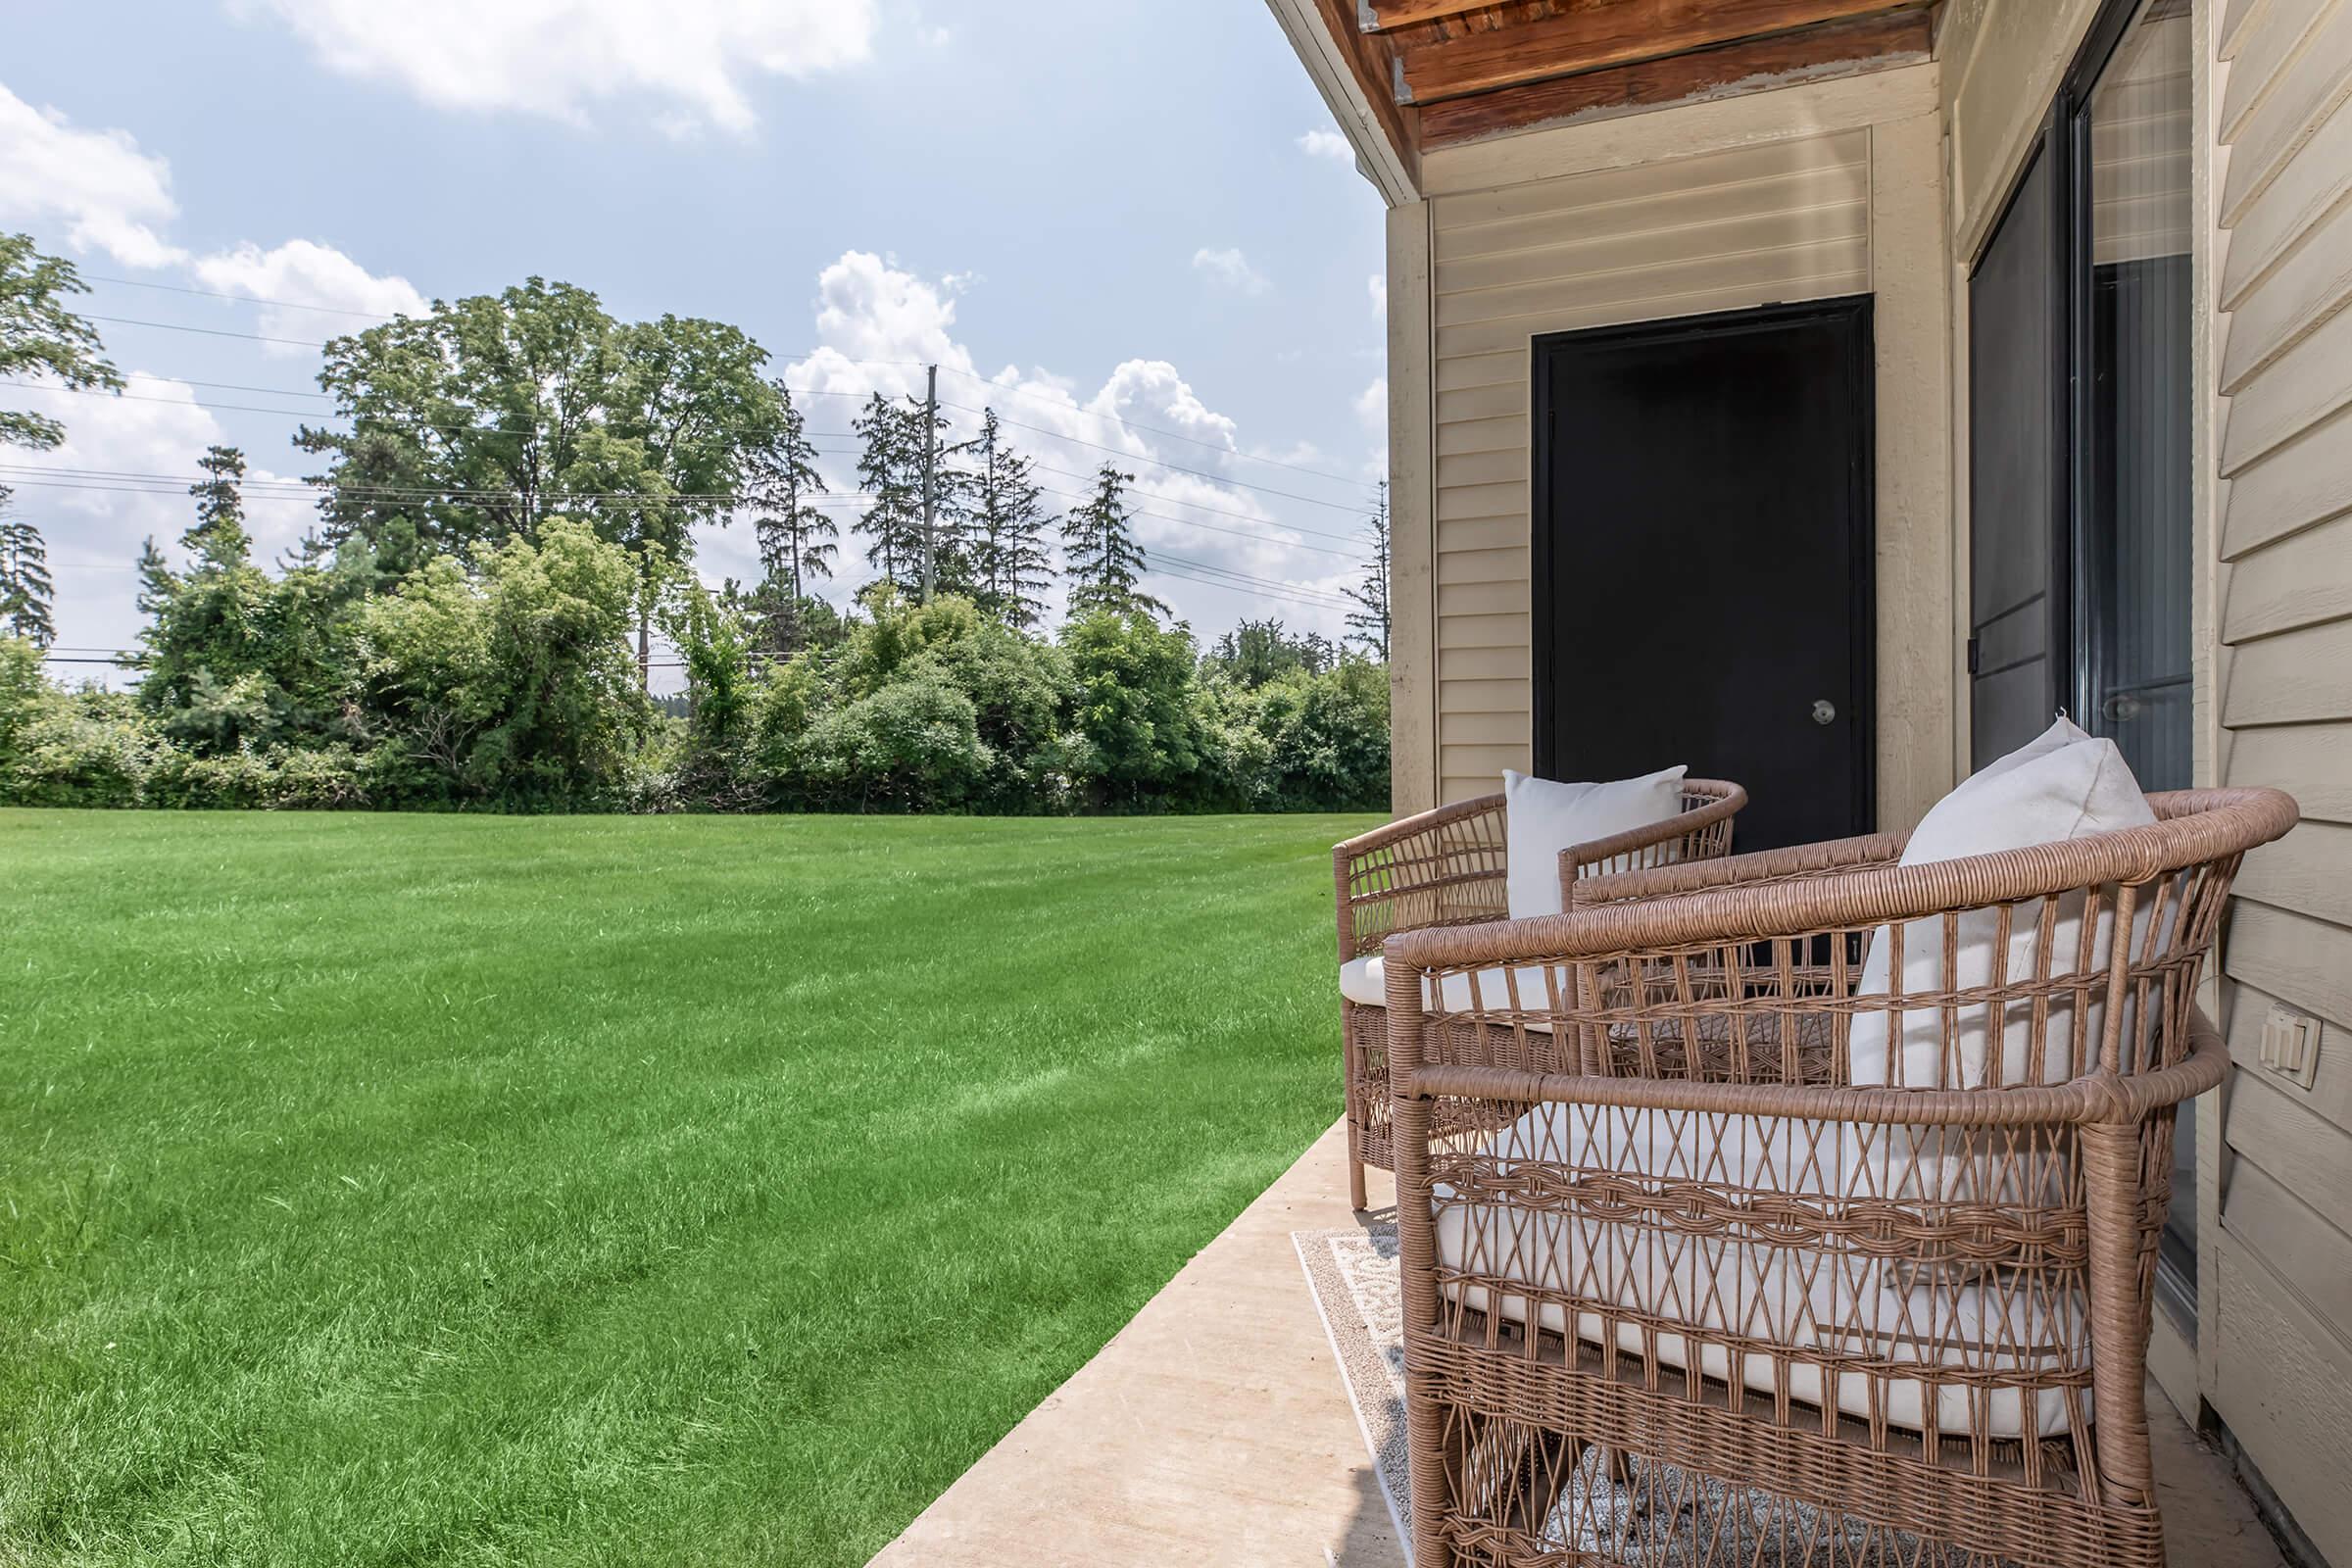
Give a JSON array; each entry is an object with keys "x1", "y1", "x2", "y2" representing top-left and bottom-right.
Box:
[
  {"x1": 1423, "y1": 132, "x2": 1872, "y2": 804},
  {"x1": 2212, "y1": 4, "x2": 2352, "y2": 1560}
]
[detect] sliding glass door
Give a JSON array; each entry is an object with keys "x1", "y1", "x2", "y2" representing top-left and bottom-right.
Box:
[{"x1": 1970, "y1": 0, "x2": 2197, "y2": 1309}]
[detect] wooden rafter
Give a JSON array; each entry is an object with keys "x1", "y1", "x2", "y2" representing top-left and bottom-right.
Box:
[
  {"x1": 1392, "y1": 0, "x2": 1919, "y2": 104},
  {"x1": 1417, "y1": 8, "x2": 1933, "y2": 144},
  {"x1": 1361, "y1": 0, "x2": 1495, "y2": 27}
]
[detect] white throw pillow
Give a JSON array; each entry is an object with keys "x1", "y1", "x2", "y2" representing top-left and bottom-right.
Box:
[
  {"x1": 1502, "y1": 765, "x2": 1688, "y2": 920},
  {"x1": 1851, "y1": 717, "x2": 2158, "y2": 1093}
]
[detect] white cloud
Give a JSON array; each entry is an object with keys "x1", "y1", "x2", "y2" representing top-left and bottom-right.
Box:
[
  {"x1": 192, "y1": 240, "x2": 430, "y2": 354},
  {"x1": 1298, "y1": 127, "x2": 1352, "y2": 163},
  {"x1": 231, "y1": 0, "x2": 877, "y2": 136},
  {"x1": 0, "y1": 83, "x2": 185, "y2": 268},
  {"x1": 1191, "y1": 246, "x2": 1270, "y2": 297},
  {"x1": 1353, "y1": 375, "x2": 1388, "y2": 432},
  {"x1": 1368, "y1": 273, "x2": 1386, "y2": 318}
]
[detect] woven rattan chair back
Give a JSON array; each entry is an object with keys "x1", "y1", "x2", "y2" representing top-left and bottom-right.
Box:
[
  {"x1": 1383, "y1": 786, "x2": 2296, "y2": 1568},
  {"x1": 1330, "y1": 782, "x2": 1745, "y2": 1208}
]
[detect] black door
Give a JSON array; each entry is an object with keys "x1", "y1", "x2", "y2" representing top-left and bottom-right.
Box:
[
  {"x1": 1968, "y1": 142, "x2": 2068, "y2": 766},
  {"x1": 1532, "y1": 297, "x2": 1875, "y2": 853}
]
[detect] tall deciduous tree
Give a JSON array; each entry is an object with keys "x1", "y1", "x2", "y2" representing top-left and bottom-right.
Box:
[
  {"x1": 746, "y1": 381, "x2": 834, "y2": 603},
  {"x1": 1, "y1": 233, "x2": 122, "y2": 648},
  {"x1": 1061, "y1": 465, "x2": 1164, "y2": 619},
  {"x1": 0, "y1": 486, "x2": 54, "y2": 648},
  {"x1": 300, "y1": 279, "x2": 781, "y2": 667},
  {"x1": 610, "y1": 313, "x2": 779, "y2": 679},
  {"x1": 1343, "y1": 479, "x2": 1391, "y2": 661},
  {"x1": 954, "y1": 408, "x2": 1054, "y2": 628},
  {"x1": 0, "y1": 232, "x2": 123, "y2": 453}
]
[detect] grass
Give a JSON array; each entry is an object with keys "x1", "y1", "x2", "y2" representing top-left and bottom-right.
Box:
[{"x1": 0, "y1": 808, "x2": 1375, "y2": 1566}]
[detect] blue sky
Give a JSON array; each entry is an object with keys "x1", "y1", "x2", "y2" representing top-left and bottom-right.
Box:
[{"x1": 0, "y1": 0, "x2": 1389, "y2": 683}]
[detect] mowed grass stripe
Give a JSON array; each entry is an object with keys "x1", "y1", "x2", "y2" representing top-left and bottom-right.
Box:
[{"x1": 0, "y1": 808, "x2": 1372, "y2": 1565}]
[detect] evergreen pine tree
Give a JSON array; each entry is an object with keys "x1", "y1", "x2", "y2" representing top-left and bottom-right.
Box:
[
  {"x1": 0, "y1": 487, "x2": 55, "y2": 647},
  {"x1": 1343, "y1": 479, "x2": 1391, "y2": 660},
  {"x1": 956, "y1": 409, "x2": 1054, "y2": 627},
  {"x1": 747, "y1": 382, "x2": 835, "y2": 603},
  {"x1": 1061, "y1": 465, "x2": 1164, "y2": 618},
  {"x1": 853, "y1": 392, "x2": 925, "y2": 595},
  {"x1": 183, "y1": 445, "x2": 252, "y2": 568}
]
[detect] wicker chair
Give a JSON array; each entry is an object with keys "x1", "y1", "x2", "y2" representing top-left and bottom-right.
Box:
[
  {"x1": 1382, "y1": 787, "x2": 2297, "y2": 1568},
  {"x1": 1333, "y1": 781, "x2": 1745, "y2": 1209}
]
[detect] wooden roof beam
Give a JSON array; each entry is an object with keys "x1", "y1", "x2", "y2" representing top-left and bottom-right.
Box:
[
  {"x1": 1394, "y1": 0, "x2": 1915, "y2": 103},
  {"x1": 1417, "y1": 8, "x2": 1934, "y2": 145},
  {"x1": 1361, "y1": 0, "x2": 1492, "y2": 28}
]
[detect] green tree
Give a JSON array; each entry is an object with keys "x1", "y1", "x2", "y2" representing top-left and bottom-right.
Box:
[
  {"x1": 184, "y1": 445, "x2": 253, "y2": 567},
  {"x1": 0, "y1": 487, "x2": 55, "y2": 648},
  {"x1": 854, "y1": 392, "x2": 926, "y2": 596},
  {"x1": 1344, "y1": 480, "x2": 1391, "y2": 661},
  {"x1": 609, "y1": 313, "x2": 780, "y2": 680},
  {"x1": 1061, "y1": 465, "x2": 1164, "y2": 619},
  {"x1": 356, "y1": 516, "x2": 649, "y2": 804},
  {"x1": 953, "y1": 408, "x2": 1054, "y2": 627},
  {"x1": 0, "y1": 232, "x2": 123, "y2": 453},
  {"x1": 1204, "y1": 616, "x2": 1326, "y2": 689},
  {"x1": 746, "y1": 380, "x2": 834, "y2": 605},
  {"x1": 300, "y1": 278, "x2": 781, "y2": 653},
  {"x1": 1058, "y1": 607, "x2": 1207, "y2": 807}
]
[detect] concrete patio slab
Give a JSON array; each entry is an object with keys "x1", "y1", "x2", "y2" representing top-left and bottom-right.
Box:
[{"x1": 868, "y1": 1119, "x2": 2285, "y2": 1568}]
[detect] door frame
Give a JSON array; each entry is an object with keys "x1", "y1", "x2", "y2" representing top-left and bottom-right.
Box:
[{"x1": 1527, "y1": 294, "x2": 1878, "y2": 836}]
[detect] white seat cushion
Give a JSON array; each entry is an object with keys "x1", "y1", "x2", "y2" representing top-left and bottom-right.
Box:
[
  {"x1": 1437, "y1": 1102, "x2": 2086, "y2": 1439},
  {"x1": 1340, "y1": 954, "x2": 1563, "y2": 1030},
  {"x1": 1503, "y1": 764, "x2": 1688, "y2": 919}
]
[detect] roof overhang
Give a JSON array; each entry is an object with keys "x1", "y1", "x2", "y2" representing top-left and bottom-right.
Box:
[{"x1": 1272, "y1": 0, "x2": 1940, "y2": 202}]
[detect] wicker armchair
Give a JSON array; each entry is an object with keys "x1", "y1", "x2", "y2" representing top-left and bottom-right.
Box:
[
  {"x1": 1333, "y1": 781, "x2": 1745, "y2": 1209},
  {"x1": 1383, "y1": 787, "x2": 2297, "y2": 1568}
]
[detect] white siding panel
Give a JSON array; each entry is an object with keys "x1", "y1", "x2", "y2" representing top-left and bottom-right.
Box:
[
  {"x1": 2216, "y1": 8, "x2": 2352, "y2": 1525},
  {"x1": 1424, "y1": 129, "x2": 1872, "y2": 798}
]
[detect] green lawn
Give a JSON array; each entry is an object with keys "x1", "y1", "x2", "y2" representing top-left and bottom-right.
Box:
[{"x1": 0, "y1": 808, "x2": 1373, "y2": 1566}]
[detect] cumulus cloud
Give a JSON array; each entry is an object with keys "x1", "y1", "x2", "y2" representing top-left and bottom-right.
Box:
[
  {"x1": 192, "y1": 240, "x2": 431, "y2": 353},
  {"x1": 1354, "y1": 375, "x2": 1388, "y2": 432},
  {"x1": 0, "y1": 83, "x2": 185, "y2": 268},
  {"x1": 229, "y1": 0, "x2": 877, "y2": 135},
  {"x1": 1191, "y1": 246, "x2": 1270, "y2": 296},
  {"x1": 741, "y1": 251, "x2": 1364, "y2": 638},
  {"x1": 1298, "y1": 127, "x2": 1352, "y2": 162},
  {"x1": 1368, "y1": 273, "x2": 1386, "y2": 318}
]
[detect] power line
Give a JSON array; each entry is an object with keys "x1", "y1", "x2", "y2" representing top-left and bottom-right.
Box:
[
  {"x1": 933, "y1": 366, "x2": 1377, "y2": 491},
  {"x1": 945, "y1": 399, "x2": 1375, "y2": 514},
  {"x1": 80, "y1": 314, "x2": 334, "y2": 349},
  {"x1": 8, "y1": 374, "x2": 1378, "y2": 530},
  {"x1": 1028, "y1": 470, "x2": 1368, "y2": 544},
  {"x1": 84, "y1": 273, "x2": 409, "y2": 319}
]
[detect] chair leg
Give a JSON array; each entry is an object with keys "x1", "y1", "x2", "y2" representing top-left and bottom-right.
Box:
[{"x1": 1348, "y1": 1151, "x2": 1368, "y2": 1212}]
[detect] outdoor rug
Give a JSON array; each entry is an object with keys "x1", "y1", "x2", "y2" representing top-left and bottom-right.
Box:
[{"x1": 1294, "y1": 1220, "x2": 1930, "y2": 1567}]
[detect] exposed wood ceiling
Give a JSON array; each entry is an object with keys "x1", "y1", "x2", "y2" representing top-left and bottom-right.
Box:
[{"x1": 1327, "y1": 0, "x2": 1938, "y2": 153}]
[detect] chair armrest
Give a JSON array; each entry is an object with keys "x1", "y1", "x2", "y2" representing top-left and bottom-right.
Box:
[{"x1": 1335, "y1": 794, "x2": 1507, "y2": 960}]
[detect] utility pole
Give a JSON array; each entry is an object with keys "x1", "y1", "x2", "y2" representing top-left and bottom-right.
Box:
[{"x1": 919, "y1": 363, "x2": 938, "y2": 603}]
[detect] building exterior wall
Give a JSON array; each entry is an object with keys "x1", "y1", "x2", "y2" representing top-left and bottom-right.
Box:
[
  {"x1": 1327, "y1": 8, "x2": 2349, "y2": 1550},
  {"x1": 1389, "y1": 67, "x2": 1954, "y2": 818},
  {"x1": 2207, "y1": 1, "x2": 2352, "y2": 1559}
]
